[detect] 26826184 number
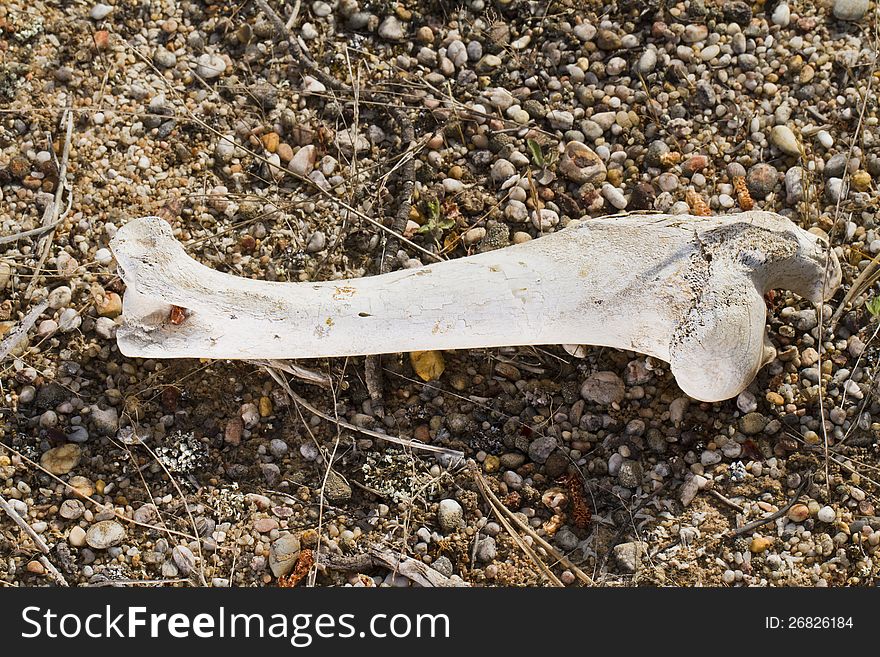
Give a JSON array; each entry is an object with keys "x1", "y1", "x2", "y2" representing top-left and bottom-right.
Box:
[{"x1": 788, "y1": 617, "x2": 853, "y2": 629}]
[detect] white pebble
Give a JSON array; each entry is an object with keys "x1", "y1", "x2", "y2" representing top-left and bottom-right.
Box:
[
  {"x1": 816, "y1": 506, "x2": 836, "y2": 523},
  {"x1": 95, "y1": 248, "x2": 113, "y2": 266},
  {"x1": 89, "y1": 3, "x2": 113, "y2": 20}
]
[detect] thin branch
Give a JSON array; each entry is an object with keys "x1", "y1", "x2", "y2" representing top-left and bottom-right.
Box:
[
  {"x1": 729, "y1": 474, "x2": 812, "y2": 537},
  {"x1": 25, "y1": 109, "x2": 74, "y2": 298},
  {"x1": 263, "y1": 364, "x2": 465, "y2": 458},
  {"x1": 0, "y1": 300, "x2": 49, "y2": 364},
  {"x1": 0, "y1": 494, "x2": 50, "y2": 553}
]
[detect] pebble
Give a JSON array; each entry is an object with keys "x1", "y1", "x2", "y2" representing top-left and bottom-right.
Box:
[
  {"x1": 580, "y1": 371, "x2": 625, "y2": 405},
  {"x1": 322, "y1": 469, "x2": 351, "y2": 502},
  {"x1": 817, "y1": 506, "x2": 836, "y2": 523},
  {"x1": 40, "y1": 444, "x2": 81, "y2": 475},
  {"x1": 785, "y1": 166, "x2": 805, "y2": 204},
  {"x1": 746, "y1": 164, "x2": 778, "y2": 199},
  {"x1": 490, "y1": 158, "x2": 516, "y2": 181},
  {"x1": 438, "y1": 499, "x2": 464, "y2": 532},
  {"x1": 38, "y1": 320, "x2": 57, "y2": 337},
  {"x1": 269, "y1": 534, "x2": 301, "y2": 577},
  {"x1": 68, "y1": 526, "x2": 87, "y2": 548},
  {"x1": 528, "y1": 436, "x2": 557, "y2": 464},
  {"x1": 618, "y1": 460, "x2": 642, "y2": 487},
  {"x1": 90, "y1": 405, "x2": 119, "y2": 435},
  {"x1": 89, "y1": 3, "x2": 113, "y2": 20},
  {"x1": 475, "y1": 536, "x2": 497, "y2": 563},
  {"x1": 254, "y1": 518, "x2": 279, "y2": 533},
  {"x1": 196, "y1": 53, "x2": 227, "y2": 80},
  {"x1": 546, "y1": 110, "x2": 574, "y2": 131},
  {"x1": 739, "y1": 412, "x2": 767, "y2": 435},
  {"x1": 268, "y1": 438, "x2": 288, "y2": 458},
  {"x1": 154, "y1": 48, "x2": 177, "y2": 68},
  {"x1": 833, "y1": 0, "x2": 869, "y2": 21},
  {"x1": 172, "y1": 545, "x2": 196, "y2": 575},
  {"x1": 378, "y1": 16, "x2": 404, "y2": 40},
  {"x1": 736, "y1": 390, "x2": 758, "y2": 414},
  {"x1": 289, "y1": 145, "x2": 316, "y2": 177},
  {"x1": 85, "y1": 520, "x2": 125, "y2": 549},
  {"x1": 770, "y1": 125, "x2": 800, "y2": 157},
  {"x1": 94, "y1": 317, "x2": 117, "y2": 340},
  {"x1": 613, "y1": 541, "x2": 646, "y2": 573},
  {"x1": 558, "y1": 141, "x2": 606, "y2": 184},
  {"x1": 636, "y1": 49, "x2": 657, "y2": 75},
  {"x1": 771, "y1": 3, "x2": 791, "y2": 27},
  {"x1": 95, "y1": 248, "x2": 113, "y2": 266},
  {"x1": 60, "y1": 499, "x2": 85, "y2": 520},
  {"x1": 750, "y1": 536, "x2": 773, "y2": 553},
  {"x1": 48, "y1": 285, "x2": 72, "y2": 309},
  {"x1": 215, "y1": 135, "x2": 236, "y2": 162},
  {"x1": 601, "y1": 183, "x2": 627, "y2": 210},
  {"x1": 787, "y1": 504, "x2": 810, "y2": 523}
]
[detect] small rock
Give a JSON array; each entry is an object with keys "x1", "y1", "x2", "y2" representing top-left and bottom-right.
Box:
[
  {"x1": 785, "y1": 166, "x2": 805, "y2": 204},
  {"x1": 378, "y1": 16, "x2": 404, "y2": 40},
  {"x1": 528, "y1": 436, "x2": 557, "y2": 464},
  {"x1": 596, "y1": 29, "x2": 621, "y2": 50},
  {"x1": 833, "y1": 0, "x2": 869, "y2": 21},
  {"x1": 154, "y1": 48, "x2": 177, "y2": 68},
  {"x1": 601, "y1": 183, "x2": 627, "y2": 210},
  {"x1": 225, "y1": 418, "x2": 243, "y2": 446},
  {"x1": 268, "y1": 438, "x2": 288, "y2": 458},
  {"x1": 40, "y1": 444, "x2": 81, "y2": 475},
  {"x1": 475, "y1": 54, "x2": 503, "y2": 73},
  {"x1": 172, "y1": 545, "x2": 196, "y2": 575},
  {"x1": 558, "y1": 141, "x2": 606, "y2": 184},
  {"x1": 269, "y1": 534, "x2": 301, "y2": 577},
  {"x1": 817, "y1": 506, "x2": 836, "y2": 523},
  {"x1": 322, "y1": 469, "x2": 351, "y2": 503},
  {"x1": 475, "y1": 536, "x2": 497, "y2": 563},
  {"x1": 739, "y1": 412, "x2": 767, "y2": 435},
  {"x1": 636, "y1": 49, "x2": 657, "y2": 75},
  {"x1": 85, "y1": 520, "x2": 125, "y2": 549},
  {"x1": 90, "y1": 405, "x2": 119, "y2": 435},
  {"x1": 546, "y1": 110, "x2": 574, "y2": 131},
  {"x1": 580, "y1": 371, "x2": 625, "y2": 405},
  {"x1": 613, "y1": 541, "x2": 647, "y2": 573},
  {"x1": 437, "y1": 499, "x2": 464, "y2": 533},
  {"x1": 68, "y1": 526, "x2": 87, "y2": 547},
  {"x1": 770, "y1": 125, "x2": 800, "y2": 157},
  {"x1": 215, "y1": 135, "x2": 236, "y2": 162},
  {"x1": 750, "y1": 536, "x2": 773, "y2": 553},
  {"x1": 746, "y1": 163, "x2": 778, "y2": 199},
  {"x1": 306, "y1": 230, "x2": 326, "y2": 253},
  {"x1": 89, "y1": 3, "x2": 113, "y2": 20},
  {"x1": 59, "y1": 499, "x2": 85, "y2": 520},
  {"x1": 254, "y1": 518, "x2": 279, "y2": 533},
  {"x1": 771, "y1": 3, "x2": 790, "y2": 27},
  {"x1": 47, "y1": 285, "x2": 72, "y2": 309},
  {"x1": 58, "y1": 308, "x2": 81, "y2": 332},
  {"x1": 617, "y1": 460, "x2": 642, "y2": 487},
  {"x1": 196, "y1": 53, "x2": 227, "y2": 80},
  {"x1": 289, "y1": 145, "x2": 316, "y2": 177},
  {"x1": 787, "y1": 504, "x2": 810, "y2": 523},
  {"x1": 736, "y1": 390, "x2": 758, "y2": 414},
  {"x1": 490, "y1": 158, "x2": 516, "y2": 181}
]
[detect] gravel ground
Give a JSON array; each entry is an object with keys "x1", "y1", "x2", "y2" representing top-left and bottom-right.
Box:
[{"x1": 1, "y1": 0, "x2": 880, "y2": 587}]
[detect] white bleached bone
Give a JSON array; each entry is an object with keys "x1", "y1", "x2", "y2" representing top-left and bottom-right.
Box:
[{"x1": 110, "y1": 212, "x2": 840, "y2": 402}]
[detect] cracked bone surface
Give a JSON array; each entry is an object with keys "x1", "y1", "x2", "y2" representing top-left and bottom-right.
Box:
[{"x1": 110, "y1": 211, "x2": 840, "y2": 402}]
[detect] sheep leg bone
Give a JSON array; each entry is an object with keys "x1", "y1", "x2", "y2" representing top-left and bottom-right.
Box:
[{"x1": 110, "y1": 212, "x2": 840, "y2": 402}]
